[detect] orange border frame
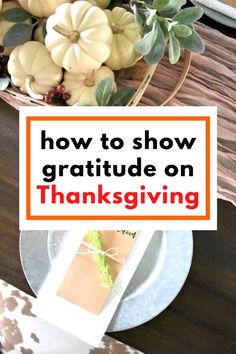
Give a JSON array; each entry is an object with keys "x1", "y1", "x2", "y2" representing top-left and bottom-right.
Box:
[{"x1": 26, "y1": 116, "x2": 210, "y2": 220}]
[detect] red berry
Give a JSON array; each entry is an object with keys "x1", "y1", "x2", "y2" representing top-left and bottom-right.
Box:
[
  {"x1": 44, "y1": 95, "x2": 53, "y2": 104},
  {"x1": 56, "y1": 84, "x2": 65, "y2": 94},
  {"x1": 46, "y1": 98, "x2": 52, "y2": 104},
  {"x1": 62, "y1": 92, "x2": 71, "y2": 101},
  {"x1": 48, "y1": 87, "x2": 57, "y2": 95},
  {"x1": 46, "y1": 92, "x2": 55, "y2": 99}
]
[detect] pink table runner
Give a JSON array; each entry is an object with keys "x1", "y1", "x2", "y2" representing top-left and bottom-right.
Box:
[{"x1": 139, "y1": 23, "x2": 236, "y2": 206}]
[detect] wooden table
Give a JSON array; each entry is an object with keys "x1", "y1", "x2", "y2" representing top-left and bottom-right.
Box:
[
  {"x1": 0, "y1": 98, "x2": 236, "y2": 354},
  {"x1": 1, "y1": 5, "x2": 236, "y2": 351}
]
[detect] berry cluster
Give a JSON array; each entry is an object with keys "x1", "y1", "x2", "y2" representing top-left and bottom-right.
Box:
[
  {"x1": 0, "y1": 46, "x2": 9, "y2": 75},
  {"x1": 44, "y1": 84, "x2": 71, "y2": 104}
]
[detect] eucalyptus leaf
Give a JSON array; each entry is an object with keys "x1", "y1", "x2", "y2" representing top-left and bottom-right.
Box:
[
  {"x1": 158, "y1": 0, "x2": 186, "y2": 16},
  {"x1": 132, "y1": 4, "x2": 144, "y2": 26},
  {"x1": 146, "y1": 9, "x2": 157, "y2": 26},
  {"x1": 144, "y1": 21, "x2": 165, "y2": 65},
  {"x1": 135, "y1": 22, "x2": 158, "y2": 56},
  {"x1": 3, "y1": 23, "x2": 33, "y2": 48},
  {"x1": 158, "y1": 18, "x2": 169, "y2": 38},
  {"x1": 177, "y1": 29, "x2": 205, "y2": 53},
  {"x1": 108, "y1": 87, "x2": 135, "y2": 106},
  {"x1": 169, "y1": 31, "x2": 180, "y2": 64},
  {"x1": 0, "y1": 75, "x2": 10, "y2": 91},
  {"x1": 173, "y1": 24, "x2": 192, "y2": 37},
  {"x1": 96, "y1": 78, "x2": 113, "y2": 106},
  {"x1": 173, "y1": 7, "x2": 203, "y2": 25},
  {"x1": 2, "y1": 8, "x2": 31, "y2": 22},
  {"x1": 153, "y1": 0, "x2": 170, "y2": 11}
]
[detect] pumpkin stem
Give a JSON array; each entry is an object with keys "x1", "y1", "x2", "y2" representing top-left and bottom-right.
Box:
[
  {"x1": 111, "y1": 23, "x2": 123, "y2": 34},
  {"x1": 25, "y1": 75, "x2": 44, "y2": 100},
  {"x1": 53, "y1": 25, "x2": 80, "y2": 43},
  {"x1": 84, "y1": 71, "x2": 95, "y2": 87}
]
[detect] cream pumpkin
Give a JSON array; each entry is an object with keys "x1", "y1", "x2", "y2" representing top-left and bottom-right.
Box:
[
  {"x1": 0, "y1": 1, "x2": 32, "y2": 55},
  {"x1": 8, "y1": 41, "x2": 63, "y2": 99},
  {"x1": 33, "y1": 18, "x2": 47, "y2": 44},
  {"x1": 17, "y1": 0, "x2": 72, "y2": 18},
  {"x1": 63, "y1": 66, "x2": 116, "y2": 105},
  {"x1": 45, "y1": 1, "x2": 112, "y2": 74},
  {"x1": 105, "y1": 7, "x2": 143, "y2": 70},
  {"x1": 85, "y1": 0, "x2": 110, "y2": 9}
]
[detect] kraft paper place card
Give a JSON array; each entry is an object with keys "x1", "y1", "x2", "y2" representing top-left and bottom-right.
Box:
[{"x1": 33, "y1": 229, "x2": 153, "y2": 347}]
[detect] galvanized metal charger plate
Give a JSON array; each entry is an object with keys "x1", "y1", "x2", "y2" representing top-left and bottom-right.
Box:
[{"x1": 19, "y1": 230, "x2": 193, "y2": 332}]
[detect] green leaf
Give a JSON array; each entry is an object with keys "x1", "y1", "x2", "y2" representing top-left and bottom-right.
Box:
[
  {"x1": 132, "y1": 4, "x2": 144, "y2": 26},
  {"x1": 3, "y1": 23, "x2": 33, "y2": 48},
  {"x1": 144, "y1": 21, "x2": 165, "y2": 65},
  {"x1": 135, "y1": 22, "x2": 158, "y2": 56},
  {"x1": 173, "y1": 7, "x2": 203, "y2": 25},
  {"x1": 177, "y1": 29, "x2": 205, "y2": 53},
  {"x1": 108, "y1": 87, "x2": 135, "y2": 106},
  {"x1": 0, "y1": 75, "x2": 10, "y2": 91},
  {"x1": 169, "y1": 31, "x2": 180, "y2": 64},
  {"x1": 146, "y1": 9, "x2": 157, "y2": 26},
  {"x1": 159, "y1": 18, "x2": 169, "y2": 39},
  {"x1": 153, "y1": 0, "x2": 170, "y2": 11},
  {"x1": 173, "y1": 24, "x2": 192, "y2": 37},
  {"x1": 2, "y1": 8, "x2": 31, "y2": 22},
  {"x1": 158, "y1": 0, "x2": 186, "y2": 16},
  {"x1": 96, "y1": 78, "x2": 113, "y2": 106}
]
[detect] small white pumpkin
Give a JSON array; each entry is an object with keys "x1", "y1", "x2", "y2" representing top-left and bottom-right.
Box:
[
  {"x1": 63, "y1": 66, "x2": 116, "y2": 105},
  {"x1": 8, "y1": 41, "x2": 63, "y2": 99},
  {"x1": 45, "y1": 1, "x2": 112, "y2": 74},
  {"x1": 16, "y1": 0, "x2": 72, "y2": 18},
  {"x1": 33, "y1": 18, "x2": 47, "y2": 44},
  {"x1": 84, "y1": 0, "x2": 110, "y2": 9},
  {"x1": 0, "y1": 1, "x2": 32, "y2": 55},
  {"x1": 105, "y1": 7, "x2": 143, "y2": 70}
]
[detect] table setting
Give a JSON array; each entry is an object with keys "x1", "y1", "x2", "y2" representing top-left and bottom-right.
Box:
[{"x1": 0, "y1": 0, "x2": 235, "y2": 353}]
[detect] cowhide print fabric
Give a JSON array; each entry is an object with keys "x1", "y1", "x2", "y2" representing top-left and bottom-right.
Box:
[{"x1": 0, "y1": 280, "x2": 142, "y2": 354}]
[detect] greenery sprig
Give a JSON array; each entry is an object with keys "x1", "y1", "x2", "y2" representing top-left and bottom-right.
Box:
[
  {"x1": 130, "y1": 0, "x2": 205, "y2": 65},
  {"x1": 96, "y1": 78, "x2": 135, "y2": 106},
  {"x1": 0, "y1": 7, "x2": 41, "y2": 48},
  {"x1": 87, "y1": 230, "x2": 114, "y2": 289}
]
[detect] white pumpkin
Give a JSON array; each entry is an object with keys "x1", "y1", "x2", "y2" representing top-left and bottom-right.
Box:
[
  {"x1": 33, "y1": 18, "x2": 47, "y2": 44},
  {"x1": 8, "y1": 41, "x2": 63, "y2": 99},
  {"x1": 63, "y1": 66, "x2": 116, "y2": 105},
  {"x1": 0, "y1": 1, "x2": 32, "y2": 55},
  {"x1": 17, "y1": 0, "x2": 72, "y2": 18},
  {"x1": 0, "y1": 0, "x2": 2, "y2": 13},
  {"x1": 105, "y1": 7, "x2": 143, "y2": 70},
  {"x1": 84, "y1": 0, "x2": 110, "y2": 9},
  {"x1": 45, "y1": 1, "x2": 112, "y2": 74}
]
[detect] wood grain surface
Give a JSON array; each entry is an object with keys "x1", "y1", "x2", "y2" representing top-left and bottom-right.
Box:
[{"x1": 0, "y1": 5, "x2": 236, "y2": 353}]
